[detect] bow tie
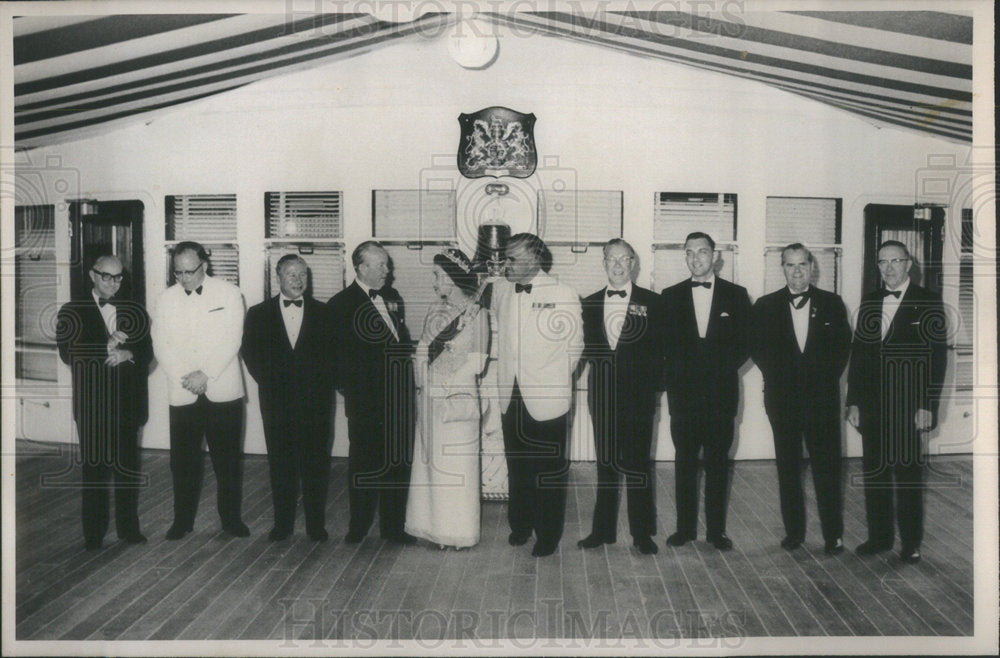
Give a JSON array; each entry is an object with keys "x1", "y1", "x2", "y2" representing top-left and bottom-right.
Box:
[
  {"x1": 881, "y1": 289, "x2": 902, "y2": 299},
  {"x1": 283, "y1": 299, "x2": 303, "y2": 308},
  {"x1": 788, "y1": 291, "x2": 810, "y2": 309},
  {"x1": 515, "y1": 283, "x2": 532, "y2": 294},
  {"x1": 98, "y1": 298, "x2": 113, "y2": 307},
  {"x1": 185, "y1": 286, "x2": 203, "y2": 296},
  {"x1": 368, "y1": 288, "x2": 381, "y2": 299},
  {"x1": 606, "y1": 289, "x2": 627, "y2": 298},
  {"x1": 689, "y1": 280, "x2": 711, "y2": 289}
]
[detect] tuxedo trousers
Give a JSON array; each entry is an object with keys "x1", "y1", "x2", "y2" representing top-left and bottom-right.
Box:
[
  {"x1": 262, "y1": 405, "x2": 332, "y2": 535},
  {"x1": 78, "y1": 416, "x2": 142, "y2": 544},
  {"x1": 860, "y1": 413, "x2": 924, "y2": 550},
  {"x1": 501, "y1": 381, "x2": 570, "y2": 547},
  {"x1": 670, "y1": 413, "x2": 734, "y2": 539},
  {"x1": 768, "y1": 409, "x2": 843, "y2": 544},
  {"x1": 168, "y1": 396, "x2": 244, "y2": 530},
  {"x1": 589, "y1": 406, "x2": 656, "y2": 542},
  {"x1": 346, "y1": 413, "x2": 411, "y2": 538}
]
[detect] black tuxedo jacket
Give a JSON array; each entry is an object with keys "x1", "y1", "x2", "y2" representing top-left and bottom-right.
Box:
[
  {"x1": 660, "y1": 277, "x2": 752, "y2": 418},
  {"x1": 846, "y1": 283, "x2": 947, "y2": 428},
  {"x1": 242, "y1": 295, "x2": 336, "y2": 422},
  {"x1": 751, "y1": 286, "x2": 851, "y2": 419},
  {"x1": 56, "y1": 296, "x2": 152, "y2": 428},
  {"x1": 582, "y1": 285, "x2": 666, "y2": 419},
  {"x1": 328, "y1": 281, "x2": 414, "y2": 420}
]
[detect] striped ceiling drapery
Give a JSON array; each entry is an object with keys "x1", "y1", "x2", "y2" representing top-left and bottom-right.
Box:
[{"x1": 12, "y1": 9, "x2": 973, "y2": 150}]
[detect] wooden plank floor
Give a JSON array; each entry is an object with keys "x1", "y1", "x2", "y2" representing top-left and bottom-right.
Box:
[{"x1": 14, "y1": 440, "x2": 975, "y2": 645}]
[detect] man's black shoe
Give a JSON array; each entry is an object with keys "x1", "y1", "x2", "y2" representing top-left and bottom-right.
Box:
[
  {"x1": 899, "y1": 547, "x2": 921, "y2": 564},
  {"x1": 780, "y1": 536, "x2": 802, "y2": 551},
  {"x1": 824, "y1": 538, "x2": 845, "y2": 555},
  {"x1": 531, "y1": 541, "x2": 558, "y2": 557},
  {"x1": 508, "y1": 531, "x2": 531, "y2": 546},
  {"x1": 634, "y1": 537, "x2": 659, "y2": 555},
  {"x1": 666, "y1": 531, "x2": 695, "y2": 547},
  {"x1": 121, "y1": 532, "x2": 147, "y2": 545},
  {"x1": 577, "y1": 534, "x2": 611, "y2": 549},
  {"x1": 268, "y1": 527, "x2": 293, "y2": 542},
  {"x1": 344, "y1": 531, "x2": 365, "y2": 544},
  {"x1": 308, "y1": 528, "x2": 329, "y2": 542},
  {"x1": 165, "y1": 524, "x2": 192, "y2": 541},
  {"x1": 223, "y1": 522, "x2": 250, "y2": 538},
  {"x1": 708, "y1": 534, "x2": 733, "y2": 551}
]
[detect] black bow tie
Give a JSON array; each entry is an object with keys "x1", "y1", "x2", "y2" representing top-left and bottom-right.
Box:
[
  {"x1": 690, "y1": 280, "x2": 711, "y2": 289},
  {"x1": 98, "y1": 298, "x2": 111, "y2": 307},
  {"x1": 788, "y1": 291, "x2": 810, "y2": 309},
  {"x1": 368, "y1": 288, "x2": 381, "y2": 299},
  {"x1": 283, "y1": 299, "x2": 303, "y2": 307},
  {"x1": 185, "y1": 286, "x2": 203, "y2": 296},
  {"x1": 606, "y1": 289, "x2": 626, "y2": 298},
  {"x1": 515, "y1": 283, "x2": 532, "y2": 294},
  {"x1": 881, "y1": 289, "x2": 902, "y2": 299}
]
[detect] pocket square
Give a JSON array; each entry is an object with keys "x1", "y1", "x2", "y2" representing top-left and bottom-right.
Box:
[
  {"x1": 910, "y1": 321, "x2": 920, "y2": 325},
  {"x1": 208, "y1": 306, "x2": 224, "y2": 313},
  {"x1": 719, "y1": 311, "x2": 730, "y2": 318}
]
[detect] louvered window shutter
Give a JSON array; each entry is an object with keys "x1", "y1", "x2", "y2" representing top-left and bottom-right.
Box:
[
  {"x1": 372, "y1": 190, "x2": 456, "y2": 240},
  {"x1": 15, "y1": 205, "x2": 57, "y2": 381},
  {"x1": 265, "y1": 191, "x2": 342, "y2": 239},
  {"x1": 537, "y1": 190, "x2": 622, "y2": 295},
  {"x1": 165, "y1": 194, "x2": 239, "y2": 286},
  {"x1": 764, "y1": 197, "x2": 841, "y2": 293},
  {"x1": 654, "y1": 193, "x2": 736, "y2": 242},
  {"x1": 954, "y1": 208, "x2": 974, "y2": 392}
]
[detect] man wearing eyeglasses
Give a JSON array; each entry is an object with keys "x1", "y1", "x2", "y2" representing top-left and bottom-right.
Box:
[
  {"x1": 660, "y1": 231, "x2": 752, "y2": 551},
  {"x1": 152, "y1": 241, "x2": 249, "y2": 540},
  {"x1": 846, "y1": 240, "x2": 947, "y2": 564},
  {"x1": 578, "y1": 239, "x2": 665, "y2": 555},
  {"x1": 57, "y1": 254, "x2": 152, "y2": 550}
]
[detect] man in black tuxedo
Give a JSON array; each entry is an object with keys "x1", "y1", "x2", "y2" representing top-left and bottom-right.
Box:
[
  {"x1": 661, "y1": 232, "x2": 751, "y2": 551},
  {"x1": 56, "y1": 254, "x2": 152, "y2": 550},
  {"x1": 243, "y1": 255, "x2": 336, "y2": 542},
  {"x1": 847, "y1": 240, "x2": 947, "y2": 564},
  {"x1": 578, "y1": 239, "x2": 665, "y2": 555},
  {"x1": 329, "y1": 241, "x2": 417, "y2": 545},
  {"x1": 751, "y1": 244, "x2": 851, "y2": 555}
]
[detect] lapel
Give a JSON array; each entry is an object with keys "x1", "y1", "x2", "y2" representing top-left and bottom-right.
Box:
[
  {"x1": 704, "y1": 280, "x2": 722, "y2": 341},
  {"x1": 681, "y1": 285, "x2": 699, "y2": 339},
  {"x1": 778, "y1": 292, "x2": 800, "y2": 355},
  {"x1": 882, "y1": 284, "x2": 915, "y2": 344},
  {"x1": 89, "y1": 297, "x2": 112, "y2": 339}
]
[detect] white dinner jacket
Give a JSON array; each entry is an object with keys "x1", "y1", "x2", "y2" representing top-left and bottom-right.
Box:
[
  {"x1": 494, "y1": 272, "x2": 583, "y2": 421},
  {"x1": 152, "y1": 274, "x2": 246, "y2": 405}
]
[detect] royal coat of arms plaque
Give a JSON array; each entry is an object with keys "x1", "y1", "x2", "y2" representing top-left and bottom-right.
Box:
[{"x1": 457, "y1": 106, "x2": 537, "y2": 179}]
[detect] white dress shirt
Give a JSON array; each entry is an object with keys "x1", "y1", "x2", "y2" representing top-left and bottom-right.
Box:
[
  {"x1": 356, "y1": 280, "x2": 398, "y2": 341},
  {"x1": 881, "y1": 278, "x2": 911, "y2": 340},
  {"x1": 692, "y1": 275, "x2": 716, "y2": 338},
  {"x1": 604, "y1": 281, "x2": 632, "y2": 351},
  {"x1": 93, "y1": 290, "x2": 116, "y2": 335},
  {"x1": 788, "y1": 288, "x2": 810, "y2": 353},
  {"x1": 279, "y1": 294, "x2": 304, "y2": 349}
]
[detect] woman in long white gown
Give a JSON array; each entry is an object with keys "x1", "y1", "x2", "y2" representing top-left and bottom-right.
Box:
[{"x1": 405, "y1": 248, "x2": 490, "y2": 549}]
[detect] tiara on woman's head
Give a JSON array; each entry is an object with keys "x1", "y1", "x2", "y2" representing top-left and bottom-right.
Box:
[{"x1": 441, "y1": 249, "x2": 471, "y2": 273}]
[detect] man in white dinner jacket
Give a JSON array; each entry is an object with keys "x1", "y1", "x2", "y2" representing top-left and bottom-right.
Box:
[
  {"x1": 493, "y1": 232, "x2": 583, "y2": 557},
  {"x1": 153, "y1": 241, "x2": 249, "y2": 540}
]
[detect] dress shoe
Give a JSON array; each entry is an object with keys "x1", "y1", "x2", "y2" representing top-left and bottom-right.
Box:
[
  {"x1": 633, "y1": 537, "x2": 659, "y2": 555},
  {"x1": 854, "y1": 539, "x2": 892, "y2": 556},
  {"x1": 824, "y1": 538, "x2": 845, "y2": 555},
  {"x1": 344, "y1": 530, "x2": 366, "y2": 544},
  {"x1": 165, "y1": 524, "x2": 192, "y2": 540},
  {"x1": 308, "y1": 528, "x2": 329, "y2": 542},
  {"x1": 708, "y1": 534, "x2": 734, "y2": 551},
  {"x1": 780, "y1": 536, "x2": 803, "y2": 551},
  {"x1": 666, "y1": 531, "x2": 695, "y2": 547},
  {"x1": 121, "y1": 532, "x2": 147, "y2": 545},
  {"x1": 223, "y1": 521, "x2": 250, "y2": 538},
  {"x1": 268, "y1": 527, "x2": 293, "y2": 542},
  {"x1": 508, "y1": 531, "x2": 531, "y2": 546},
  {"x1": 531, "y1": 541, "x2": 558, "y2": 557},
  {"x1": 84, "y1": 538, "x2": 103, "y2": 551},
  {"x1": 899, "y1": 547, "x2": 921, "y2": 564},
  {"x1": 385, "y1": 531, "x2": 417, "y2": 545},
  {"x1": 577, "y1": 534, "x2": 612, "y2": 549}
]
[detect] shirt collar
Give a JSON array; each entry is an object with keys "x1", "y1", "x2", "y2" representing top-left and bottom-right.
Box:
[
  {"x1": 356, "y1": 279, "x2": 374, "y2": 296},
  {"x1": 92, "y1": 290, "x2": 112, "y2": 306},
  {"x1": 279, "y1": 293, "x2": 303, "y2": 304},
  {"x1": 691, "y1": 274, "x2": 716, "y2": 286},
  {"x1": 607, "y1": 281, "x2": 633, "y2": 296},
  {"x1": 885, "y1": 278, "x2": 910, "y2": 297}
]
